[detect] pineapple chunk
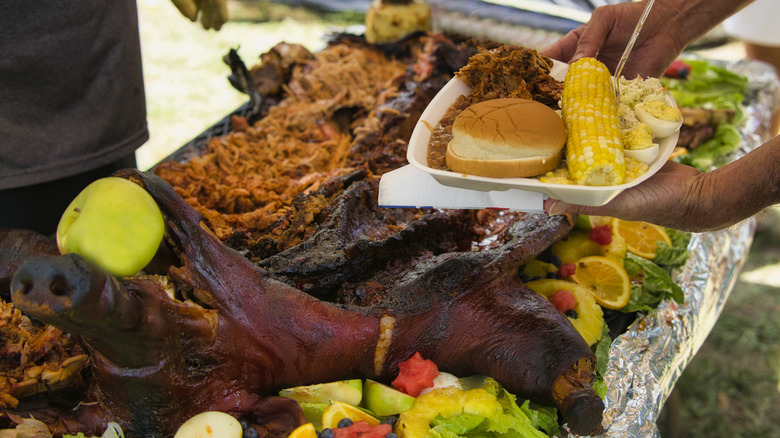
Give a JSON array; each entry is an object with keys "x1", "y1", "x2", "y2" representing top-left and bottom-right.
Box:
[
  {"x1": 395, "y1": 387, "x2": 501, "y2": 438},
  {"x1": 526, "y1": 279, "x2": 605, "y2": 346},
  {"x1": 551, "y1": 229, "x2": 626, "y2": 265}
]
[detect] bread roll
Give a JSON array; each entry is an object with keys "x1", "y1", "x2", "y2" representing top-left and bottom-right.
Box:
[{"x1": 446, "y1": 98, "x2": 566, "y2": 178}]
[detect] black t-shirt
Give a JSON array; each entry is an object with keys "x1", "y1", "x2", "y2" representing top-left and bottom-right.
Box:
[{"x1": 0, "y1": 0, "x2": 148, "y2": 189}]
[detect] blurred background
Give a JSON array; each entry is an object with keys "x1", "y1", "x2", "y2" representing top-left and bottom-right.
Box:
[{"x1": 134, "y1": 1, "x2": 779, "y2": 436}]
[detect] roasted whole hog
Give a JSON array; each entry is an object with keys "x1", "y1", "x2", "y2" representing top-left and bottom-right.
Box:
[{"x1": 2, "y1": 169, "x2": 605, "y2": 437}]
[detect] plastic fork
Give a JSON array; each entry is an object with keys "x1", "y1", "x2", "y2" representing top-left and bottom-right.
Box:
[{"x1": 613, "y1": 0, "x2": 655, "y2": 102}]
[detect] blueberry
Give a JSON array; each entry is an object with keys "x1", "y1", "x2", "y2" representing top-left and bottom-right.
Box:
[
  {"x1": 386, "y1": 434, "x2": 398, "y2": 438},
  {"x1": 565, "y1": 309, "x2": 578, "y2": 319},
  {"x1": 320, "y1": 428, "x2": 335, "y2": 438},
  {"x1": 337, "y1": 418, "x2": 353, "y2": 428},
  {"x1": 243, "y1": 427, "x2": 258, "y2": 438},
  {"x1": 239, "y1": 420, "x2": 250, "y2": 430},
  {"x1": 550, "y1": 255, "x2": 562, "y2": 267},
  {"x1": 380, "y1": 416, "x2": 398, "y2": 426}
]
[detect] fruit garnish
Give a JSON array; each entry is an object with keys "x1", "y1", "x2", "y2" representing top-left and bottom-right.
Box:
[
  {"x1": 391, "y1": 352, "x2": 438, "y2": 397},
  {"x1": 527, "y1": 279, "x2": 605, "y2": 346},
  {"x1": 321, "y1": 401, "x2": 380, "y2": 430},
  {"x1": 56, "y1": 177, "x2": 164, "y2": 277},
  {"x1": 173, "y1": 411, "x2": 243, "y2": 438},
  {"x1": 550, "y1": 230, "x2": 602, "y2": 265},
  {"x1": 332, "y1": 421, "x2": 392, "y2": 438},
  {"x1": 395, "y1": 387, "x2": 501, "y2": 438},
  {"x1": 611, "y1": 219, "x2": 672, "y2": 259},
  {"x1": 519, "y1": 258, "x2": 558, "y2": 281},
  {"x1": 664, "y1": 59, "x2": 691, "y2": 79},
  {"x1": 588, "y1": 224, "x2": 612, "y2": 245},
  {"x1": 298, "y1": 403, "x2": 328, "y2": 430},
  {"x1": 279, "y1": 379, "x2": 363, "y2": 406},
  {"x1": 421, "y1": 371, "x2": 461, "y2": 395},
  {"x1": 570, "y1": 256, "x2": 631, "y2": 310},
  {"x1": 288, "y1": 423, "x2": 318, "y2": 438},
  {"x1": 550, "y1": 289, "x2": 577, "y2": 313},
  {"x1": 601, "y1": 229, "x2": 628, "y2": 262},
  {"x1": 556, "y1": 262, "x2": 577, "y2": 279},
  {"x1": 363, "y1": 379, "x2": 415, "y2": 416}
]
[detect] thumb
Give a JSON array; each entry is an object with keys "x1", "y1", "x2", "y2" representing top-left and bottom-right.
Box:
[
  {"x1": 544, "y1": 198, "x2": 590, "y2": 217},
  {"x1": 171, "y1": 0, "x2": 198, "y2": 22}
]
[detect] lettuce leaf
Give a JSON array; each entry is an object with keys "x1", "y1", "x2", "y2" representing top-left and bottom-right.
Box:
[
  {"x1": 594, "y1": 323, "x2": 612, "y2": 378},
  {"x1": 623, "y1": 253, "x2": 684, "y2": 312},
  {"x1": 654, "y1": 229, "x2": 692, "y2": 268},
  {"x1": 678, "y1": 122, "x2": 742, "y2": 171},
  {"x1": 428, "y1": 388, "x2": 557, "y2": 438},
  {"x1": 662, "y1": 59, "x2": 748, "y2": 122},
  {"x1": 431, "y1": 413, "x2": 486, "y2": 437}
]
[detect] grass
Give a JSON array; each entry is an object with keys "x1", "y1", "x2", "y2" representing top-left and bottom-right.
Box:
[{"x1": 137, "y1": 3, "x2": 780, "y2": 436}]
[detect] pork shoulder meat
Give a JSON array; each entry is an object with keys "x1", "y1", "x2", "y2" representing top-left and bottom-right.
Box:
[{"x1": 7, "y1": 170, "x2": 604, "y2": 437}]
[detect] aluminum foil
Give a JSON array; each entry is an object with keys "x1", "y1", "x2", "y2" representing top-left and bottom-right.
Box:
[{"x1": 592, "y1": 59, "x2": 779, "y2": 437}]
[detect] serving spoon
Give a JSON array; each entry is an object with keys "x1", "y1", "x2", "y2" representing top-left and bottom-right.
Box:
[{"x1": 613, "y1": 0, "x2": 655, "y2": 101}]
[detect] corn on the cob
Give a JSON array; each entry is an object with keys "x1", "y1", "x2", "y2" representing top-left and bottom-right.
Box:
[{"x1": 561, "y1": 58, "x2": 625, "y2": 186}]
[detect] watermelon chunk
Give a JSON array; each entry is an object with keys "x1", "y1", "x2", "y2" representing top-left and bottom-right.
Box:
[{"x1": 391, "y1": 352, "x2": 439, "y2": 397}]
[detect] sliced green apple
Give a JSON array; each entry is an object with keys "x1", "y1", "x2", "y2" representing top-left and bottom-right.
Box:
[
  {"x1": 458, "y1": 375, "x2": 502, "y2": 396},
  {"x1": 363, "y1": 379, "x2": 416, "y2": 416},
  {"x1": 279, "y1": 379, "x2": 363, "y2": 406},
  {"x1": 298, "y1": 402, "x2": 328, "y2": 429},
  {"x1": 56, "y1": 177, "x2": 164, "y2": 277}
]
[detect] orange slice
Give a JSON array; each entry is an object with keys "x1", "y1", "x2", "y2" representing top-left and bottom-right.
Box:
[
  {"x1": 570, "y1": 256, "x2": 631, "y2": 310},
  {"x1": 611, "y1": 219, "x2": 672, "y2": 259},
  {"x1": 289, "y1": 423, "x2": 318, "y2": 438},
  {"x1": 321, "y1": 401, "x2": 380, "y2": 430}
]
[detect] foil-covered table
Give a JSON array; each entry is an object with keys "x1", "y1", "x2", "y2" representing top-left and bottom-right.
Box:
[{"x1": 595, "y1": 59, "x2": 778, "y2": 437}]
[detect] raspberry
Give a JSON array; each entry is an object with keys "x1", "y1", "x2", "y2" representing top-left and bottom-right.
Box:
[
  {"x1": 551, "y1": 289, "x2": 577, "y2": 313},
  {"x1": 557, "y1": 263, "x2": 576, "y2": 278},
  {"x1": 589, "y1": 224, "x2": 612, "y2": 245}
]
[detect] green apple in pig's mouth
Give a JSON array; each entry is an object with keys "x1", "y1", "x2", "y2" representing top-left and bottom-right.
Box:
[{"x1": 56, "y1": 177, "x2": 165, "y2": 277}]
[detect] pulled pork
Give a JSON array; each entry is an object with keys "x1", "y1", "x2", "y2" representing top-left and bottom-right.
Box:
[
  {"x1": 457, "y1": 45, "x2": 562, "y2": 107},
  {"x1": 155, "y1": 42, "x2": 412, "y2": 240},
  {"x1": 0, "y1": 301, "x2": 88, "y2": 409}
]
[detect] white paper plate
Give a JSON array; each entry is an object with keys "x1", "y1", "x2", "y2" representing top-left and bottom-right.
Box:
[{"x1": 406, "y1": 61, "x2": 680, "y2": 207}]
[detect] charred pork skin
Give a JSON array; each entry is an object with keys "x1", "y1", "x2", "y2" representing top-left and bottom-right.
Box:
[{"x1": 6, "y1": 170, "x2": 604, "y2": 437}]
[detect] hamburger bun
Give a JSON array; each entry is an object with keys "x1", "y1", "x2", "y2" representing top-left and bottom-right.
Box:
[{"x1": 445, "y1": 98, "x2": 566, "y2": 178}]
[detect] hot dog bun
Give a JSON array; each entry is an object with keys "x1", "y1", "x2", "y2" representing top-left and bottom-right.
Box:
[{"x1": 445, "y1": 98, "x2": 566, "y2": 178}]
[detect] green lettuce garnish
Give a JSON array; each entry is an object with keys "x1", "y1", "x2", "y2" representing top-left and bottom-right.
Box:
[
  {"x1": 427, "y1": 388, "x2": 559, "y2": 438},
  {"x1": 662, "y1": 59, "x2": 748, "y2": 172},
  {"x1": 661, "y1": 59, "x2": 748, "y2": 122},
  {"x1": 655, "y1": 228, "x2": 692, "y2": 268},
  {"x1": 619, "y1": 226, "x2": 690, "y2": 313},
  {"x1": 623, "y1": 253, "x2": 684, "y2": 313},
  {"x1": 678, "y1": 122, "x2": 742, "y2": 171}
]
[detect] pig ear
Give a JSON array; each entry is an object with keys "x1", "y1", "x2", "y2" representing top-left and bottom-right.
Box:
[
  {"x1": 248, "y1": 396, "x2": 307, "y2": 437},
  {"x1": 113, "y1": 169, "x2": 201, "y2": 226}
]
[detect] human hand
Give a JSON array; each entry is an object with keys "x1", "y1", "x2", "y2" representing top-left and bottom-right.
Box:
[
  {"x1": 544, "y1": 160, "x2": 705, "y2": 231},
  {"x1": 540, "y1": 1, "x2": 685, "y2": 78},
  {"x1": 171, "y1": 0, "x2": 228, "y2": 30}
]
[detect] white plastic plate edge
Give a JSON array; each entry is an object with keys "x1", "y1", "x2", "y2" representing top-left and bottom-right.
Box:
[{"x1": 406, "y1": 60, "x2": 679, "y2": 206}]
